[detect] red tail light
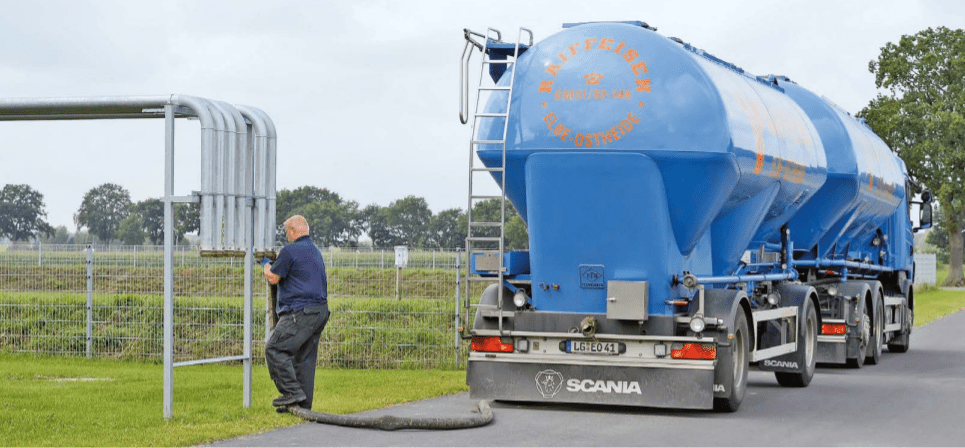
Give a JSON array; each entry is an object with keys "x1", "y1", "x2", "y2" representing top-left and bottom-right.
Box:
[
  {"x1": 821, "y1": 324, "x2": 847, "y2": 335},
  {"x1": 670, "y1": 343, "x2": 716, "y2": 360},
  {"x1": 470, "y1": 336, "x2": 514, "y2": 353}
]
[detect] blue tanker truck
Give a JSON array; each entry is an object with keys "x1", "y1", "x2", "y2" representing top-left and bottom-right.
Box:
[{"x1": 458, "y1": 21, "x2": 932, "y2": 412}]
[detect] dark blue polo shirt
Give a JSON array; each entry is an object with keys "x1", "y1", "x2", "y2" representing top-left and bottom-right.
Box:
[{"x1": 271, "y1": 235, "x2": 328, "y2": 314}]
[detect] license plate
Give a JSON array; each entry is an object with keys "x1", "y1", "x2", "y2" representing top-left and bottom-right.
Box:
[{"x1": 565, "y1": 340, "x2": 621, "y2": 355}]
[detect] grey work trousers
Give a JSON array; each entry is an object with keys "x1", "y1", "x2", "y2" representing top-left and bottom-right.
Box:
[{"x1": 265, "y1": 304, "x2": 330, "y2": 409}]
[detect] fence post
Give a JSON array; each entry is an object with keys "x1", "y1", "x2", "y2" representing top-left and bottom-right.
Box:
[
  {"x1": 133, "y1": 246, "x2": 137, "y2": 269},
  {"x1": 38, "y1": 241, "x2": 42, "y2": 267},
  {"x1": 86, "y1": 244, "x2": 93, "y2": 358},
  {"x1": 455, "y1": 248, "x2": 461, "y2": 368},
  {"x1": 381, "y1": 250, "x2": 384, "y2": 269}
]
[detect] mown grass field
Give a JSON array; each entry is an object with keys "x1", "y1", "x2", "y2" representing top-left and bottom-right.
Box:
[{"x1": 0, "y1": 354, "x2": 467, "y2": 447}]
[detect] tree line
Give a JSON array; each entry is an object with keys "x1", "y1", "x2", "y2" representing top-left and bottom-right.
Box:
[{"x1": 0, "y1": 183, "x2": 529, "y2": 249}]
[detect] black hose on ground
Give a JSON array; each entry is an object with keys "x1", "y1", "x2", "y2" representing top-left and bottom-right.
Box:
[{"x1": 283, "y1": 400, "x2": 493, "y2": 431}]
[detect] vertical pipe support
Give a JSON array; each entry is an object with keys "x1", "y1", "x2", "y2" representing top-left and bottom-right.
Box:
[
  {"x1": 243, "y1": 231, "x2": 253, "y2": 408},
  {"x1": 163, "y1": 104, "x2": 176, "y2": 419}
]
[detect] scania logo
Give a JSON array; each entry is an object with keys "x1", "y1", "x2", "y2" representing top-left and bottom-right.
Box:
[
  {"x1": 762, "y1": 360, "x2": 799, "y2": 369},
  {"x1": 535, "y1": 370, "x2": 564, "y2": 398}
]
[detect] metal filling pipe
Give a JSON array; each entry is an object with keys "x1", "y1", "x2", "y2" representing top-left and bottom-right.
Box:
[
  {"x1": 248, "y1": 106, "x2": 277, "y2": 254},
  {"x1": 236, "y1": 105, "x2": 269, "y2": 255},
  {"x1": 205, "y1": 99, "x2": 227, "y2": 253},
  {"x1": 169, "y1": 95, "x2": 216, "y2": 251},
  {"x1": 211, "y1": 101, "x2": 246, "y2": 254}
]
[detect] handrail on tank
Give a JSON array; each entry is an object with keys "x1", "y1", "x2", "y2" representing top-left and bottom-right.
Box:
[{"x1": 460, "y1": 29, "x2": 488, "y2": 124}]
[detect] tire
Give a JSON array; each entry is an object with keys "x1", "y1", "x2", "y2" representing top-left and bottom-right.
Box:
[
  {"x1": 775, "y1": 298, "x2": 817, "y2": 387},
  {"x1": 866, "y1": 297, "x2": 884, "y2": 365},
  {"x1": 714, "y1": 311, "x2": 749, "y2": 412},
  {"x1": 847, "y1": 298, "x2": 868, "y2": 368},
  {"x1": 888, "y1": 305, "x2": 913, "y2": 353}
]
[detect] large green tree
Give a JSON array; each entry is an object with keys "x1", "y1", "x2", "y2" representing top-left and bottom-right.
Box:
[
  {"x1": 116, "y1": 213, "x2": 147, "y2": 245},
  {"x1": 0, "y1": 184, "x2": 53, "y2": 241},
  {"x1": 428, "y1": 208, "x2": 465, "y2": 249},
  {"x1": 860, "y1": 26, "x2": 965, "y2": 286},
  {"x1": 276, "y1": 186, "x2": 362, "y2": 246},
  {"x1": 132, "y1": 198, "x2": 164, "y2": 245},
  {"x1": 74, "y1": 183, "x2": 132, "y2": 243},
  {"x1": 363, "y1": 196, "x2": 433, "y2": 247}
]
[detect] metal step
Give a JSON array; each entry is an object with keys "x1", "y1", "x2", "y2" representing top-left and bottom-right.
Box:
[
  {"x1": 471, "y1": 140, "x2": 505, "y2": 145},
  {"x1": 469, "y1": 221, "x2": 503, "y2": 227},
  {"x1": 474, "y1": 112, "x2": 509, "y2": 118},
  {"x1": 471, "y1": 167, "x2": 503, "y2": 172},
  {"x1": 470, "y1": 195, "x2": 504, "y2": 200},
  {"x1": 479, "y1": 86, "x2": 512, "y2": 91}
]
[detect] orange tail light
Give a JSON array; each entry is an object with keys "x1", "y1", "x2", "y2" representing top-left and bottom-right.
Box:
[
  {"x1": 670, "y1": 343, "x2": 717, "y2": 360},
  {"x1": 821, "y1": 324, "x2": 847, "y2": 335},
  {"x1": 470, "y1": 336, "x2": 514, "y2": 353}
]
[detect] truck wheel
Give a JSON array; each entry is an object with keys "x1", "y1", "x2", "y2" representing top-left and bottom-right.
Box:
[
  {"x1": 847, "y1": 299, "x2": 868, "y2": 368},
  {"x1": 866, "y1": 297, "x2": 884, "y2": 365},
  {"x1": 714, "y1": 311, "x2": 748, "y2": 412},
  {"x1": 775, "y1": 298, "x2": 817, "y2": 387},
  {"x1": 887, "y1": 306, "x2": 913, "y2": 353}
]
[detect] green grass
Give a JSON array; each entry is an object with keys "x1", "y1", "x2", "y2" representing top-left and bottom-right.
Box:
[
  {"x1": 914, "y1": 288, "x2": 965, "y2": 327},
  {"x1": 0, "y1": 353, "x2": 468, "y2": 447}
]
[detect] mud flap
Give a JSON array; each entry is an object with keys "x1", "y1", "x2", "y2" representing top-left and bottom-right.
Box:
[
  {"x1": 468, "y1": 359, "x2": 714, "y2": 409},
  {"x1": 757, "y1": 284, "x2": 818, "y2": 375}
]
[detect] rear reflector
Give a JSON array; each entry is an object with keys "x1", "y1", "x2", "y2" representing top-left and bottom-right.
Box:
[
  {"x1": 670, "y1": 343, "x2": 716, "y2": 360},
  {"x1": 822, "y1": 324, "x2": 847, "y2": 335},
  {"x1": 470, "y1": 336, "x2": 514, "y2": 353}
]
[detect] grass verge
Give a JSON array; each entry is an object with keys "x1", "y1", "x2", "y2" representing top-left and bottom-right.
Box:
[
  {"x1": 0, "y1": 353, "x2": 467, "y2": 447},
  {"x1": 914, "y1": 288, "x2": 965, "y2": 327}
]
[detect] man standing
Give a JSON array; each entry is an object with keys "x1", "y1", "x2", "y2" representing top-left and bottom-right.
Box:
[{"x1": 262, "y1": 215, "x2": 330, "y2": 410}]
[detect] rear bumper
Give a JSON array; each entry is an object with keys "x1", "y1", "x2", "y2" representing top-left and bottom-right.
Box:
[{"x1": 467, "y1": 354, "x2": 715, "y2": 409}]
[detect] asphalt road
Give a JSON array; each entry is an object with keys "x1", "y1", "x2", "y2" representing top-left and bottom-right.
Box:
[{"x1": 211, "y1": 309, "x2": 965, "y2": 447}]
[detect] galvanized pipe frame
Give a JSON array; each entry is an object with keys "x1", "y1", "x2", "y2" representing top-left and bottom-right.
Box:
[{"x1": 0, "y1": 95, "x2": 274, "y2": 419}]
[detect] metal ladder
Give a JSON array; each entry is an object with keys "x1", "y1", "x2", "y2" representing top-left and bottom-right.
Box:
[{"x1": 462, "y1": 27, "x2": 532, "y2": 334}]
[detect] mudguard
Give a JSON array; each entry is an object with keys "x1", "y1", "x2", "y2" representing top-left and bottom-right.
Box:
[{"x1": 702, "y1": 288, "x2": 751, "y2": 399}]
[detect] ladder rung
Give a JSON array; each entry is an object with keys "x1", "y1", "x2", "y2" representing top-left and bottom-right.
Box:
[
  {"x1": 471, "y1": 195, "x2": 504, "y2": 200},
  {"x1": 468, "y1": 236, "x2": 502, "y2": 242},
  {"x1": 482, "y1": 59, "x2": 512, "y2": 64},
  {"x1": 475, "y1": 112, "x2": 508, "y2": 118},
  {"x1": 470, "y1": 222, "x2": 502, "y2": 227},
  {"x1": 479, "y1": 86, "x2": 512, "y2": 91},
  {"x1": 471, "y1": 140, "x2": 505, "y2": 145},
  {"x1": 472, "y1": 167, "x2": 503, "y2": 172}
]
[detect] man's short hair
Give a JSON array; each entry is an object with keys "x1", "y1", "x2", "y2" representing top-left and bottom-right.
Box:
[{"x1": 284, "y1": 215, "x2": 310, "y2": 235}]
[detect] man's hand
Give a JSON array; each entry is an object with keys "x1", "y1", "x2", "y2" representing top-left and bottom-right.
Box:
[{"x1": 264, "y1": 262, "x2": 280, "y2": 285}]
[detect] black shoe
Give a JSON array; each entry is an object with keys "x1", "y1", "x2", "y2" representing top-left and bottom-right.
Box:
[{"x1": 272, "y1": 393, "x2": 307, "y2": 407}]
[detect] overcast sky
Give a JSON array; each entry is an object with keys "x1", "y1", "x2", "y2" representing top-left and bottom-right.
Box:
[{"x1": 1, "y1": 0, "x2": 963, "y2": 231}]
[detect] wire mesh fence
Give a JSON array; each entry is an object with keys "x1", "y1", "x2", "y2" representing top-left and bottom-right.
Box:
[{"x1": 0, "y1": 243, "x2": 483, "y2": 369}]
